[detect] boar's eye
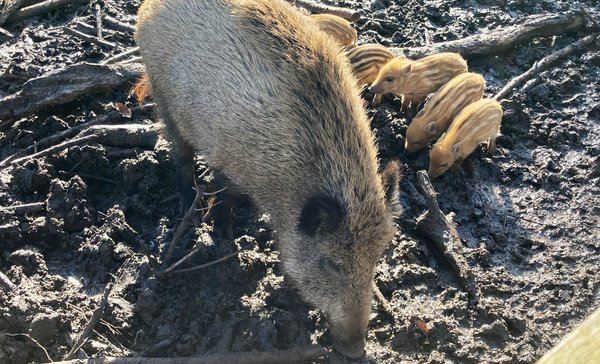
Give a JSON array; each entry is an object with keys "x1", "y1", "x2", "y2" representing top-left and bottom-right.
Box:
[
  {"x1": 440, "y1": 162, "x2": 449, "y2": 168},
  {"x1": 385, "y1": 76, "x2": 394, "y2": 82},
  {"x1": 319, "y1": 257, "x2": 341, "y2": 276}
]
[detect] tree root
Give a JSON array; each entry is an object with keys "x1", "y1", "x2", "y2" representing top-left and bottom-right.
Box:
[
  {"x1": 0, "y1": 62, "x2": 143, "y2": 125},
  {"x1": 415, "y1": 171, "x2": 479, "y2": 305},
  {"x1": 391, "y1": 10, "x2": 597, "y2": 59}
]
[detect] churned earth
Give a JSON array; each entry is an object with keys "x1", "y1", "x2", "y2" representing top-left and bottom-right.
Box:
[{"x1": 0, "y1": 0, "x2": 599, "y2": 363}]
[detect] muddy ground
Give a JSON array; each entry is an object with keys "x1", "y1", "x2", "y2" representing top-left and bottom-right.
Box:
[{"x1": 1, "y1": 0, "x2": 599, "y2": 363}]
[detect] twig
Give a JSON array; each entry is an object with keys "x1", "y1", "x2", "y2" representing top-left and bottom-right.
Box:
[
  {"x1": 581, "y1": 7, "x2": 599, "y2": 28},
  {"x1": 104, "y1": 15, "x2": 135, "y2": 33},
  {"x1": 0, "y1": 62, "x2": 143, "y2": 124},
  {"x1": 8, "y1": 134, "x2": 99, "y2": 166},
  {"x1": 161, "y1": 243, "x2": 201, "y2": 275},
  {"x1": 63, "y1": 27, "x2": 116, "y2": 48},
  {"x1": 4, "y1": 0, "x2": 89, "y2": 24},
  {"x1": 415, "y1": 170, "x2": 479, "y2": 305},
  {"x1": 372, "y1": 283, "x2": 394, "y2": 318},
  {"x1": 101, "y1": 46, "x2": 140, "y2": 65},
  {"x1": 160, "y1": 179, "x2": 207, "y2": 271},
  {"x1": 390, "y1": 10, "x2": 596, "y2": 59},
  {"x1": 0, "y1": 26, "x2": 16, "y2": 38},
  {"x1": 119, "y1": 56, "x2": 143, "y2": 64},
  {"x1": 94, "y1": 4, "x2": 102, "y2": 40},
  {"x1": 53, "y1": 345, "x2": 327, "y2": 364},
  {"x1": 65, "y1": 283, "x2": 114, "y2": 360},
  {"x1": 73, "y1": 20, "x2": 94, "y2": 33},
  {"x1": 0, "y1": 332, "x2": 52, "y2": 362},
  {"x1": 493, "y1": 32, "x2": 600, "y2": 101},
  {"x1": 0, "y1": 0, "x2": 27, "y2": 26},
  {"x1": 0, "y1": 271, "x2": 16, "y2": 291},
  {"x1": 290, "y1": 0, "x2": 360, "y2": 22},
  {"x1": 168, "y1": 251, "x2": 240, "y2": 275},
  {"x1": 1, "y1": 202, "x2": 45, "y2": 214}
]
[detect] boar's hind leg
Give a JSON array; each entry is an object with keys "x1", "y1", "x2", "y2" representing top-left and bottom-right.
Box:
[{"x1": 161, "y1": 112, "x2": 196, "y2": 209}]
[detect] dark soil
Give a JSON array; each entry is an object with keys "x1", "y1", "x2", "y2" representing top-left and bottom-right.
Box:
[{"x1": 1, "y1": 0, "x2": 599, "y2": 363}]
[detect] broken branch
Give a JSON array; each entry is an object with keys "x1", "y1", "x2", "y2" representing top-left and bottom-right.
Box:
[
  {"x1": 0, "y1": 202, "x2": 45, "y2": 214},
  {"x1": 52, "y1": 345, "x2": 327, "y2": 364},
  {"x1": 101, "y1": 46, "x2": 140, "y2": 65},
  {"x1": 290, "y1": 0, "x2": 360, "y2": 22},
  {"x1": 415, "y1": 170, "x2": 479, "y2": 305},
  {"x1": 94, "y1": 4, "x2": 103, "y2": 39},
  {"x1": 0, "y1": 62, "x2": 143, "y2": 124},
  {"x1": 104, "y1": 15, "x2": 135, "y2": 33},
  {"x1": 494, "y1": 32, "x2": 600, "y2": 101},
  {"x1": 391, "y1": 10, "x2": 596, "y2": 59}
]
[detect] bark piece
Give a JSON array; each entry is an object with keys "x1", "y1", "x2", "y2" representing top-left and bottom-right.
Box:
[{"x1": 0, "y1": 62, "x2": 143, "y2": 124}]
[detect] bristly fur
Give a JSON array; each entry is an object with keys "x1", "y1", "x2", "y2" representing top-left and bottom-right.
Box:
[
  {"x1": 428, "y1": 98, "x2": 503, "y2": 178},
  {"x1": 406, "y1": 72, "x2": 485, "y2": 153},
  {"x1": 135, "y1": 0, "x2": 401, "y2": 358},
  {"x1": 370, "y1": 52, "x2": 468, "y2": 109}
]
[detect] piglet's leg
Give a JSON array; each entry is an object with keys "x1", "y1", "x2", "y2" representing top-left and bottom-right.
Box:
[{"x1": 487, "y1": 138, "x2": 497, "y2": 155}]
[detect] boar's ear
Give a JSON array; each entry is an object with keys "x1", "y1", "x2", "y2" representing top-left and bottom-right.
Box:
[
  {"x1": 381, "y1": 160, "x2": 402, "y2": 217},
  {"x1": 402, "y1": 63, "x2": 412, "y2": 74},
  {"x1": 298, "y1": 195, "x2": 343, "y2": 237},
  {"x1": 425, "y1": 121, "x2": 437, "y2": 135},
  {"x1": 451, "y1": 142, "x2": 462, "y2": 155}
]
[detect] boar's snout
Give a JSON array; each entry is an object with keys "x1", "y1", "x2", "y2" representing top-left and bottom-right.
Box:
[{"x1": 331, "y1": 328, "x2": 366, "y2": 359}]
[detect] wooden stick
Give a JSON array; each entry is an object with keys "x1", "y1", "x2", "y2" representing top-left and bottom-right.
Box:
[
  {"x1": 0, "y1": 62, "x2": 143, "y2": 124},
  {"x1": 1, "y1": 201, "x2": 45, "y2": 214},
  {"x1": 63, "y1": 27, "x2": 116, "y2": 48},
  {"x1": 65, "y1": 283, "x2": 114, "y2": 360},
  {"x1": 104, "y1": 15, "x2": 135, "y2": 33},
  {"x1": 290, "y1": 0, "x2": 360, "y2": 22},
  {"x1": 372, "y1": 283, "x2": 394, "y2": 318},
  {"x1": 0, "y1": 26, "x2": 16, "y2": 38},
  {"x1": 0, "y1": 0, "x2": 27, "y2": 26},
  {"x1": 94, "y1": 4, "x2": 102, "y2": 40},
  {"x1": 169, "y1": 251, "x2": 240, "y2": 275},
  {"x1": 53, "y1": 345, "x2": 327, "y2": 364},
  {"x1": 0, "y1": 271, "x2": 16, "y2": 291},
  {"x1": 493, "y1": 32, "x2": 600, "y2": 101},
  {"x1": 4, "y1": 0, "x2": 89, "y2": 24},
  {"x1": 390, "y1": 10, "x2": 596, "y2": 59},
  {"x1": 415, "y1": 171, "x2": 479, "y2": 305},
  {"x1": 101, "y1": 46, "x2": 140, "y2": 65},
  {"x1": 536, "y1": 306, "x2": 600, "y2": 364}
]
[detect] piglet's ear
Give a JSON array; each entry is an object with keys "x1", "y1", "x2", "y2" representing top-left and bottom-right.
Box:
[
  {"x1": 298, "y1": 195, "x2": 343, "y2": 237},
  {"x1": 380, "y1": 160, "x2": 402, "y2": 217},
  {"x1": 425, "y1": 121, "x2": 437, "y2": 135},
  {"x1": 402, "y1": 63, "x2": 412, "y2": 74},
  {"x1": 451, "y1": 143, "x2": 462, "y2": 155}
]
